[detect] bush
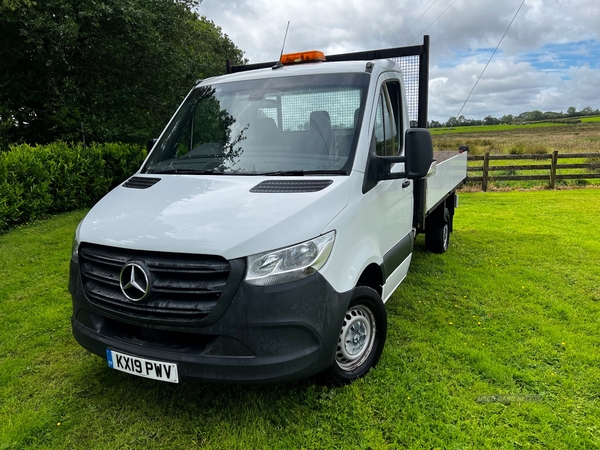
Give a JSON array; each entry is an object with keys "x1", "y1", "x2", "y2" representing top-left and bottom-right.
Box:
[
  {"x1": 506, "y1": 142, "x2": 548, "y2": 155},
  {"x1": 0, "y1": 142, "x2": 145, "y2": 232},
  {"x1": 508, "y1": 142, "x2": 527, "y2": 155}
]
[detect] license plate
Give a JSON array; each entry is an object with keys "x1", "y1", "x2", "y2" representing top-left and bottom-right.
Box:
[{"x1": 106, "y1": 349, "x2": 179, "y2": 383}]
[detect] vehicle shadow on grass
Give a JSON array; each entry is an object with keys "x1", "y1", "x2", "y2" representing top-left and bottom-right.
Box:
[{"x1": 69, "y1": 349, "x2": 331, "y2": 434}]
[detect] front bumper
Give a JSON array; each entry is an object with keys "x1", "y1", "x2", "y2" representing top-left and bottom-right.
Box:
[{"x1": 69, "y1": 259, "x2": 351, "y2": 384}]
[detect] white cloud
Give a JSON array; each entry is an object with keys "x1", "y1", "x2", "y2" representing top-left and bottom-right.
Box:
[{"x1": 198, "y1": 0, "x2": 600, "y2": 122}]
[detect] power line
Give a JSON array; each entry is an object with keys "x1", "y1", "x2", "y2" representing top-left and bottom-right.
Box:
[
  {"x1": 409, "y1": 0, "x2": 459, "y2": 45},
  {"x1": 455, "y1": 0, "x2": 526, "y2": 120},
  {"x1": 393, "y1": 0, "x2": 440, "y2": 47}
]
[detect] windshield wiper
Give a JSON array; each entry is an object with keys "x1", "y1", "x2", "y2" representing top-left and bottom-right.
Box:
[
  {"x1": 147, "y1": 168, "x2": 224, "y2": 175},
  {"x1": 258, "y1": 169, "x2": 347, "y2": 176},
  {"x1": 177, "y1": 153, "x2": 224, "y2": 160}
]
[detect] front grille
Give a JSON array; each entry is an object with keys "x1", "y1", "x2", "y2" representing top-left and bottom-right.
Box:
[{"x1": 79, "y1": 244, "x2": 231, "y2": 323}]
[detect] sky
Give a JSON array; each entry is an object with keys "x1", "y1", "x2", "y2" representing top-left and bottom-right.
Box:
[{"x1": 196, "y1": 0, "x2": 600, "y2": 123}]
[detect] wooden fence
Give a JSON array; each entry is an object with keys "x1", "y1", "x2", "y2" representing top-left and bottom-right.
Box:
[{"x1": 467, "y1": 151, "x2": 600, "y2": 191}]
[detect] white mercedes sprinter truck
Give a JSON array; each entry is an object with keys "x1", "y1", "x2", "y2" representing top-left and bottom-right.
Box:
[{"x1": 69, "y1": 36, "x2": 467, "y2": 384}]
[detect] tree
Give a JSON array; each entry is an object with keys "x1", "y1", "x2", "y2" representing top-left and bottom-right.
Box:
[
  {"x1": 567, "y1": 106, "x2": 577, "y2": 116},
  {"x1": 0, "y1": 0, "x2": 246, "y2": 147},
  {"x1": 446, "y1": 117, "x2": 459, "y2": 127},
  {"x1": 483, "y1": 115, "x2": 499, "y2": 126},
  {"x1": 520, "y1": 110, "x2": 544, "y2": 121}
]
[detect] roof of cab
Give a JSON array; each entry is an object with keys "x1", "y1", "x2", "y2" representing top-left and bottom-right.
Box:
[{"x1": 200, "y1": 59, "x2": 400, "y2": 86}]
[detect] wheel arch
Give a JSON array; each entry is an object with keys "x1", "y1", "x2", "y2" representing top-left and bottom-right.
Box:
[
  {"x1": 356, "y1": 263, "x2": 384, "y2": 297},
  {"x1": 426, "y1": 190, "x2": 455, "y2": 230},
  {"x1": 320, "y1": 284, "x2": 387, "y2": 385}
]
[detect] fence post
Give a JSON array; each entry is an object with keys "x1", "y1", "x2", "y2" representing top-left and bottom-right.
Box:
[
  {"x1": 550, "y1": 150, "x2": 558, "y2": 189},
  {"x1": 482, "y1": 152, "x2": 490, "y2": 192}
]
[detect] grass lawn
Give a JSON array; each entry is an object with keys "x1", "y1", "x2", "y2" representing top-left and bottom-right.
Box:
[{"x1": 1, "y1": 189, "x2": 600, "y2": 448}]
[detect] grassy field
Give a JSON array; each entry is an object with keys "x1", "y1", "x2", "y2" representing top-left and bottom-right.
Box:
[
  {"x1": 581, "y1": 116, "x2": 600, "y2": 123},
  {"x1": 1, "y1": 189, "x2": 600, "y2": 448},
  {"x1": 431, "y1": 122, "x2": 600, "y2": 156},
  {"x1": 430, "y1": 123, "x2": 567, "y2": 135},
  {"x1": 431, "y1": 122, "x2": 600, "y2": 190}
]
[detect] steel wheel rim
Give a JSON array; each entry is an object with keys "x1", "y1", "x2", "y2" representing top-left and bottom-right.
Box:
[{"x1": 335, "y1": 305, "x2": 376, "y2": 371}]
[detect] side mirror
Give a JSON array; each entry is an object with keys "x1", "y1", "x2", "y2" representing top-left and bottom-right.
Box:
[
  {"x1": 404, "y1": 128, "x2": 435, "y2": 179},
  {"x1": 374, "y1": 128, "x2": 435, "y2": 180},
  {"x1": 363, "y1": 128, "x2": 436, "y2": 193},
  {"x1": 147, "y1": 138, "x2": 158, "y2": 153}
]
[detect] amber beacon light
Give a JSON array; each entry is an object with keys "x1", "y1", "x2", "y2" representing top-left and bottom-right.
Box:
[{"x1": 280, "y1": 50, "x2": 326, "y2": 65}]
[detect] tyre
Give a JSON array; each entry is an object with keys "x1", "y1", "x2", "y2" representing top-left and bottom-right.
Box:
[
  {"x1": 321, "y1": 286, "x2": 387, "y2": 385},
  {"x1": 425, "y1": 207, "x2": 449, "y2": 253}
]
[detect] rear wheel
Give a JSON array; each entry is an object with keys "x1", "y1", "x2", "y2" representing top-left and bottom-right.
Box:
[
  {"x1": 426, "y1": 207, "x2": 450, "y2": 253},
  {"x1": 321, "y1": 286, "x2": 387, "y2": 385}
]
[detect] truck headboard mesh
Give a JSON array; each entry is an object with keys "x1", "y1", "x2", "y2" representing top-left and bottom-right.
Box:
[
  {"x1": 227, "y1": 36, "x2": 430, "y2": 128},
  {"x1": 395, "y1": 55, "x2": 420, "y2": 126}
]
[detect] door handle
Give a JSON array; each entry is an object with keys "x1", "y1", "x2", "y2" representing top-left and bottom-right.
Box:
[{"x1": 402, "y1": 180, "x2": 411, "y2": 188}]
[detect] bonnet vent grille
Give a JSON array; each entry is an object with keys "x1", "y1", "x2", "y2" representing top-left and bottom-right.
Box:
[
  {"x1": 250, "y1": 180, "x2": 333, "y2": 193},
  {"x1": 122, "y1": 177, "x2": 161, "y2": 189}
]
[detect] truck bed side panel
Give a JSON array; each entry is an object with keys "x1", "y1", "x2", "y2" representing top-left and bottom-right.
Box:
[{"x1": 426, "y1": 151, "x2": 468, "y2": 213}]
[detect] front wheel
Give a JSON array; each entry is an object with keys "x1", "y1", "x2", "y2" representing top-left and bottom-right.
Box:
[{"x1": 320, "y1": 286, "x2": 387, "y2": 385}]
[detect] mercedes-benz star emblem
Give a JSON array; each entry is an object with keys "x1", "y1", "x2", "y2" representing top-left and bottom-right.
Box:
[{"x1": 119, "y1": 262, "x2": 151, "y2": 302}]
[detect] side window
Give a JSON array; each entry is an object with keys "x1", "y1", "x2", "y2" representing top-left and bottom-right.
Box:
[
  {"x1": 373, "y1": 82, "x2": 402, "y2": 157},
  {"x1": 374, "y1": 93, "x2": 385, "y2": 154},
  {"x1": 386, "y1": 82, "x2": 403, "y2": 154}
]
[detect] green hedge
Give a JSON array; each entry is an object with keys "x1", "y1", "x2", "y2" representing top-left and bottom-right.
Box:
[{"x1": 0, "y1": 142, "x2": 146, "y2": 232}]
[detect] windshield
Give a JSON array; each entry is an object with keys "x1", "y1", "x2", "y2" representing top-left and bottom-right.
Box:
[{"x1": 143, "y1": 73, "x2": 369, "y2": 175}]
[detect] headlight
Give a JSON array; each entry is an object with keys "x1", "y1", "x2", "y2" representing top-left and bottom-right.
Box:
[{"x1": 245, "y1": 231, "x2": 335, "y2": 286}]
